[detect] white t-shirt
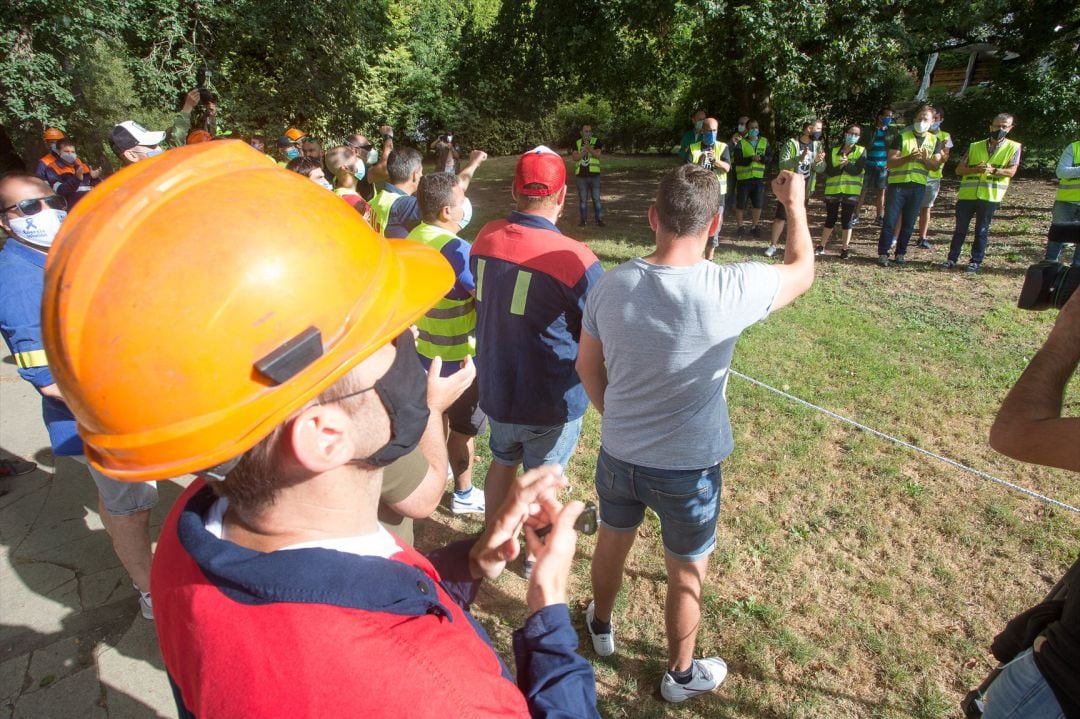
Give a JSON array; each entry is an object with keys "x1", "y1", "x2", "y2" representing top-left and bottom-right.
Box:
[{"x1": 204, "y1": 496, "x2": 401, "y2": 559}]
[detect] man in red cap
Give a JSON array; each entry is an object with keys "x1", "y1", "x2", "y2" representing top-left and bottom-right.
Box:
[{"x1": 470, "y1": 146, "x2": 603, "y2": 577}]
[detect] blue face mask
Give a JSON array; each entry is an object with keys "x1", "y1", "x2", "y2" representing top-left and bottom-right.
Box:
[
  {"x1": 748, "y1": 128, "x2": 760, "y2": 138},
  {"x1": 702, "y1": 131, "x2": 716, "y2": 146},
  {"x1": 882, "y1": 117, "x2": 893, "y2": 127},
  {"x1": 143, "y1": 148, "x2": 164, "y2": 158},
  {"x1": 845, "y1": 134, "x2": 859, "y2": 145},
  {"x1": 285, "y1": 147, "x2": 301, "y2": 160},
  {"x1": 930, "y1": 122, "x2": 941, "y2": 132}
]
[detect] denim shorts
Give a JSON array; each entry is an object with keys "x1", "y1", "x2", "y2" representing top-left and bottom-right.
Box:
[
  {"x1": 488, "y1": 417, "x2": 582, "y2": 470},
  {"x1": 74, "y1": 455, "x2": 159, "y2": 515},
  {"x1": 593, "y1": 447, "x2": 721, "y2": 562},
  {"x1": 921, "y1": 178, "x2": 941, "y2": 208},
  {"x1": 867, "y1": 166, "x2": 889, "y2": 190}
]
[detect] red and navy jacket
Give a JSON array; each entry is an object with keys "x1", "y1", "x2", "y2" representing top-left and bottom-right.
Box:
[
  {"x1": 470, "y1": 212, "x2": 602, "y2": 425},
  {"x1": 153, "y1": 481, "x2": 599, "y2": 718},
  {"x1": 35, "y1": 152, "x2": 100, "y2": 209}
]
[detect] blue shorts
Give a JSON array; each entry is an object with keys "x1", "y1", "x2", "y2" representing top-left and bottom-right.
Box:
[
  {"x1": 867, "y1": 166, "x2": 889, "y2": 190},
  {"x1": 593, "y1": 447, "x2": 721, "y2": 562},
  {"x1": 488, "y1": 417, "x2": 582, "y2": 470}
]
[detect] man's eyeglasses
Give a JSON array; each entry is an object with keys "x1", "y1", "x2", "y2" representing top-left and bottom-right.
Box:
[{"x1": 1, "y1": 195, "x2": 67, "y2": 216}]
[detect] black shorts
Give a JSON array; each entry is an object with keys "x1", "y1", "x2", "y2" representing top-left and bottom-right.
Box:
[{"x1": 447, "y1": 374, "x2": 487, "y2": 436}]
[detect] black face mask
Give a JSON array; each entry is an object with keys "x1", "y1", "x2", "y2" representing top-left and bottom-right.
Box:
[{"x1": 349, "y1": 332, "x2": 430, "y2": 468}]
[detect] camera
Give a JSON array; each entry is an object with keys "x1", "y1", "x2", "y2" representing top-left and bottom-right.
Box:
[{"x1": 1018, "y1": 225, "x2": 1080, "y2": 311}]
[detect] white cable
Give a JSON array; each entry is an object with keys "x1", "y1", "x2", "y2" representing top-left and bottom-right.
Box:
[{"x1": 730, "y1": 369, "x2": 1080, "y2": 514}]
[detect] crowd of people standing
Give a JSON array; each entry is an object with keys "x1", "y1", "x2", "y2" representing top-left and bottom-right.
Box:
[{"x1": 0, "y1": 83, "x2": 1077, "y2": 718}]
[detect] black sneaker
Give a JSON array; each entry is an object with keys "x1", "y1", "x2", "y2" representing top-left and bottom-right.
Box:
[
  {"x1": 0, "y1": 458, "x2": 37, "y2": 478},
  {"x1": 736, "y1": 225, "x2": 745, "y2": 237},
  {"x1": 751, "y1": 225, "x2": 761, "y2": 238},
  {"x1": 894, "y1": 253, "x2": 906, "y2": 265},
  {"x1": 596, "y1": 220, "x2": 606, "y2": 227},
  {"x1": 840, "y1": 248, "x2": 850, "y2": 259},
  {"x1": 873, "y1": 216, "x2": 884, "y2": 227},
  {"x1": 941, "y1": 260, "x2": 957, "y2": 270},
  {"x1": 917, "y1": 238, "x2": 931, "y2": 249},
  {"x1": 579, "y1": 220, "x2": 587, "y2": 227},
  {"x1": 877, "y1": 254, "x2": 889, "y2": 268},
  {"x1": 966, "y1": 262, "x2": 980, "y2": 274}
]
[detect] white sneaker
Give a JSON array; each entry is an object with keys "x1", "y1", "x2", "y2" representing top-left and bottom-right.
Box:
[
  {"x1": 763, "y1": 244, "x2": 778, "y2": 257},
  {"x1": 138, "y1": 590, "x2": 153, "y2": 620},
  {"x1": 585, "y1": 600, "x2": 615, "y2": 656},
  {"x1": 451, "y1": 487, "x2": 485, "y2": 514},
  {"x1": 660, "y1": 657, "x2": 728, "y2": 703}
]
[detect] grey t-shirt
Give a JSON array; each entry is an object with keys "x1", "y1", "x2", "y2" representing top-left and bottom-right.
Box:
[{"x1": 582, "y1": 258, "x2": 781, "y2": 470}]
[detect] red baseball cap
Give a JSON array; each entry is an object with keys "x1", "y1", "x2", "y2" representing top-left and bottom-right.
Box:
[{"x1": 514, "y1": 145, "x2": 565, "y2": 197}]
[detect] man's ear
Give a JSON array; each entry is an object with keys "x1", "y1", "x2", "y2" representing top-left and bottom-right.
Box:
[
  {"x1": 286, "y1": 404, "x2": 360, "y2": 473},
  {"x1": 555, "y1": 185, "x2": 567, "y2": 206},
  {"x1": 648, "y1": 203, "x2": 659, "y2": 232}
]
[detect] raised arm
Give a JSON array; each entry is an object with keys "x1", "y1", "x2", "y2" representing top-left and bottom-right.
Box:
[{"x1": 769, "y1": 171, "x2": 815, "y2": 310}]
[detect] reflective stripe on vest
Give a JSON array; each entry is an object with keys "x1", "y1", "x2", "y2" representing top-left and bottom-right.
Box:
[
  {"x1": 736, "y1": 138, "x2": 768, "y2": 181},
  {"x1": 929, "y1": 130, "x2": 951, "y2": 180},
  {"x1": 689, "y1": 142, "x2": 727, "y2": 187},
  {"x1": 575, "y1": 138, "x2": 600, "y2": 175},
  {"x1": 405, "y1": 223, "x2": 476, "y2": 361},
  {"x1": 371, "y1": 189, "x2": 401, "y2": 236},
  {"x1": 888, "y1": 131, "x2": 931, "y2": 186},
  {"x1": 1056, "y1": 141, "x2": 1080, "y2": 203},
  {"x1": 824, "y1": 145, "x2": 865, "y2": 197},
  {"x1": 957, "y1": 138, "x2": 1021, "y2": 203}
]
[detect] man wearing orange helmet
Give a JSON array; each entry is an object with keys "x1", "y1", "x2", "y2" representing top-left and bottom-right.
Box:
[
  {"x1": 0, "y1": 172, "x2": 157, "y2": 619},
  {"x1": 40, "y1": 142, "x2": 598, "y2": 717}
]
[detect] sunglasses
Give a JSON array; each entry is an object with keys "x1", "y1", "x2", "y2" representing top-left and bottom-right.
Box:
[{"x1": 2, "y1": 195, "x2": 67, "y2": 216}]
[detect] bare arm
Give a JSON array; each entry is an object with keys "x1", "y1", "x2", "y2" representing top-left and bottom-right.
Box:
[
  {"x1": 456, "y1": 150, "x2": 488, "y2": 192},
  {"x1": 575, "y1": 331, "x2": 607, "y2": 415},
  {"x1": 770, "y1": 171, "x2": 815, "y2": 310},
  {"x1": 368, "y1": 125, "x2": 394, "y2": 187},
  {"x1": 989, "y1": 293, "x2": 1080, "y2": 472}
]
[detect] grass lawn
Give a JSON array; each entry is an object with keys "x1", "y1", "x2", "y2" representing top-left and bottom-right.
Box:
[{"x1": 415, "y1": 153, "x2": 1080, "y2": 718}]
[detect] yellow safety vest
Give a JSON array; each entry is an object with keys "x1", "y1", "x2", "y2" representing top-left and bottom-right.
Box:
[
  {"x1": 574, "y1": 138, "x2": 600, "y2": 175},
  {"x1": 371, "y1": 187, "x2": 403, "y2": 236},
  {"x1": 824, "y1": 145, "x2": 865, "y2": 197},
  {"x1": 957, "y1": 138, "x2": 1021, "y2": 203},
  {"x1": 736, "y1": 137, "x2": 768, "y2": 181},
  {"x1": 928, "y1": 130, "x2": 951, "y2": 180},
  {"x1": 888, "y1": 130, "x2": 934, "y2": 186},
  {"x1": 779, "y1": 137, "x2": 823, "y2": 193},
  {"x1": 1056, "y1": 141, "x2": 1080, "y2": 203},
  {"x1": 689, "y1": 142, "x2": 727, "y2": 187},
  {"x1": 404, "y1": 223, "x2": 476, "y2": 361}
]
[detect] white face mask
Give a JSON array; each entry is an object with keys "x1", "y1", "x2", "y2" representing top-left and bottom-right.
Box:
[
  {"x1": 366, "y1": 148, "x2": 380, "y2": 166},
  {"x1": 457, "y1": 197, "x2": 473, "y2": 231},
  {"x1": 9, "y1": 209, "x2": 67, "y2": 248},
  {"x1": 315, "y1": 178, "x2": 333, "y2": 191},
  {"x1": 914, "y1": 120, "x2": 932, "y2": 134}
]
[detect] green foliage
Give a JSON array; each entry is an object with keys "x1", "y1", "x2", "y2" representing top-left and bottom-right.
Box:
[{"x1": 1, "y1": 0, "x2": 1078, "y2": 168}]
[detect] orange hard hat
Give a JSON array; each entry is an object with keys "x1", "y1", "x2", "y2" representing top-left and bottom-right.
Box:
[
  {"x1": 43, "y1": 127, "x2": 65, "y2": 141},
  {"x1": 186, "y1": 129, "x2": 213, "y2": 144},
  {"x1": 284, "y1": 127, "x2": 306, "y2": 142},
  {"x1": 41, "y1": 140, "x2": 453, "y2": 481}
]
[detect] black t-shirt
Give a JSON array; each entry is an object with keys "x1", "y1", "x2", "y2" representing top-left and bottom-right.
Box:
[
  {"x1": 1036, "y1": 555, "x2": 1080, "y2": 717},
  {"x1": 572, "y1": 138, "x2": 603, "y2": 176}
]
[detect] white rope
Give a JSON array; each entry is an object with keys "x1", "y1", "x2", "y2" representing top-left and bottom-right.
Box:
[{"x1": 730, "y1": 369, "x2": 1080, "y2": 514}]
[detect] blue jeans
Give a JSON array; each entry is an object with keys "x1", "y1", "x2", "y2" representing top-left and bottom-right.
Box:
[
  {"x1": 593, "y1": 447, "x2": 722, "y2": 562},
  {"x1": 981, "y1": 648, "x2": 1065, "y2": 719},
  {"x1": 878, "y1": 182, "x2": 926, "y2": 256},
  {"x1": 488, "y1": 417, "x2": 582, "y2": 470},
  {"x1": 575, "y1": 175, "x2": 602, "y2": 222},
  {"x1": 1045, "y1": 201, "x2": 1080, "y2": 267},
  {"x1": 948, "y1": 198, "x2": 999, "y2": 264}
]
